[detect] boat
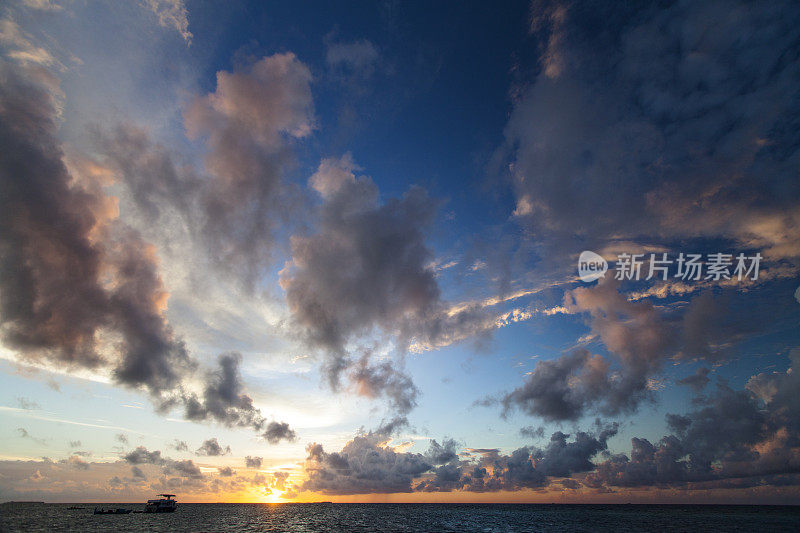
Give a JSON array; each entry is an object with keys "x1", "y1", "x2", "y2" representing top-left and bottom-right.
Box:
[
  {"x1": 93, "y1": 508, "x2": 132, "y2": 514},
  {"x1": 145, "y1": 493, "x2": 177, "y2": 513}
]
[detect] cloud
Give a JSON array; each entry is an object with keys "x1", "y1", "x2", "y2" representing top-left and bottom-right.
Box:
[
  {"x1": 195, "y1": 438, "x2": 231, "y2": 457},
  {"x1": 21, "y1": 0, "x2": 63, "y2": 11},
  {"x1": 69, "y1": 440, "x2": 81, "y2": 448},
  {"x1": 143, "y1": 0, "x2": 192, "y2": 44},
  {"x1": 0, "y1": 59, "x2": 226, "y2": 411},
  {"x1": 678, "y1": 367, "x2": 712, "y2": 393},
  {"x1": 115, "y1": 433, "x2": 129, "y2": 445},
  {"x1": 283, "y1": 155, "x2": 440, "y2": 360},
  {"x1": 91, "y1": 123, "x2": 198, "y2": 222},
  {"x1": 179, "y1": 352, "x2": 297, "y2": 443},
  {"x1": 501, "y1": 349, "x2": 610, "y2": 422},
  {"x1": 301, "y1": 424, "x2": 617, "y2": 495},
  {"x1": 218, "y1": 466, "x2": 234, "y2": 477},
  {"x1": 282, "y1": 154, "x2": 490, "y2": 409},
  {"x1": 262, "y1": 421, "x2": 297, "y2": 445},
  {"x1": 0, "y1": 57, "x2": 115, "y2": 372},
  {"x1": 302, "y1": 432, "x2": 432, "y2": 494},
  {"x1": 16, "y1": 397, "x2": 39, "y2": 410},
  {"x1": 505, "y1": 0, "x2": 800, "y2": 265},
  {"x1": 61, "y1": 455, "x2": 89, "y2": 470},
  {"x1": 349, "y1": 354, "x2": 419, "y2": 415},
  {"x1": 0, "y1": 18, "x2": 61, "y2": 68},
  {"x1": 107, "y1": 229, "x2": 197, "y2": 396},
  {"x1": 519, "y1": 426, "x2": 545, "y2": 440},
  {"x1": 184, "y1": 52, "x2": 314, "y2": 283},
  {"x1": 586, "y1": 349, "x2": 800, "y2": 490},
  {"x1": 17, "y1": 427, "x2": 46, "y2": 445},
  {"x1": 0, "y1": 456, "x2": 263, "y2": 501},
  {"x1": 425, "y1": 438, "x2": 459, "y2": 465},
  {"x1": 374, "y1": 415, "x2": 410, "y2": 437},
  {"x1": 123, "y1": 445, "x2": 208, "y2": 480},
  {"x1": 326, "y1": 40, "x2": 379, "y2": 71},
  {"x1": 169, "y1": 459, "x2": 203, "y2": 479},
  {"x1": 499, "y1": 278, "x2": 758, "y2": 422},
  {"x1": 500, "y1": 278, "x2": 673, "y2": 420},
  {"x1": 417, "y1": 424, "x2": 618, "y2": 493},
  {"x1": 95, "y1": 53, "x2": 316, "y2": 287},
  {"x1": 181, "y1": 353, "x2": 263, "y2": 428},
  {"x1": 261, "y1": 471, "x2": 293, "y2": 495},
  {"x1": 124, "y1": 446, "x2": 166, "y2": 465},
  {"x1": 245, "y1": 456, "x2": 263, "y2": 469},
  {"x1": 171, "y1": 440, "x2": 188, "y2": 452}
]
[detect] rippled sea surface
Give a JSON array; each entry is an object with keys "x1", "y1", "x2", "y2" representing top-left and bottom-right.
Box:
[{"x1": 2, "y1": 503, "x2": 800, "y2": 532}]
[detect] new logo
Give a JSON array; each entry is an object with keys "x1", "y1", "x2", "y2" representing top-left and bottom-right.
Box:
[{"x1": 578, "y1": 250, "x2": 608, "y2": 282}]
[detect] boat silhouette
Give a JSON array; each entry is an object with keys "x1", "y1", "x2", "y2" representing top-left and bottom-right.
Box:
[{"x1": 145, "y1": 493, "x2": 177, "y2": 513}]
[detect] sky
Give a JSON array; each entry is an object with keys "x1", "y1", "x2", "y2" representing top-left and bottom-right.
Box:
[{"x1": 0, "y1": 0, "x2": 799, "y2": 504}]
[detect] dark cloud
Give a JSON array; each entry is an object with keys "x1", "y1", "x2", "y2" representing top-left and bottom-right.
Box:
[
  {"x1": 17, "y1": 428, "x2": 46, "y2": 445},
  {"x1": 0, "y1": 58, "x2": 204, "y2": 402},
  {"x1": 131, "y1": 466, "x2": 146, "y2": 479},
  {"x1": 169, "y1": 459, "x2": 203, "y2": 479},
  {"x1": 245, "y1": 456, "x2": 263, "y2": 469},
  {"x1": 563, "y1": 279, "x2": 673, "y2": 412},
  {"x1": 301, "y1": 424, "x2": 618, "y2": 495},
  {"x1": 499, "y1": 279, "x2": 757, "y2": 422},
  {"x1": 68, "y1": 440, "x2": 81, "y2": 448},
  {"x1": 123, "y1": 446, "x2": 166, "y2": 465},
  {"x1": 91, "y1": 123, "x2": 198, "y2": 221},
  {"x1": 283, "y1": 154, "x2": 439, "y2": 362},
  {"x1": 416, "y1": 424, "x2": 618, "y2": 493},
  {"x1": 502, "y1": 349, "x2": 610, "y2": 422},
  {"x1": 500, "y1": 279, "x2": 673, "y2": 420},
  {"x1": 16, "y1": 397, "x2": 39, "y2": 410},
  {"x1": 0, "y1": 56, "x2": 298, "y2": 442},
  {"x1": 0, "y1": 59, "x2": 112, "y2": 370},
  {"x1": 108, "y1": 228, "x2": 196, "y2": 396},
  {"x1": 505, "y1": 0, "x2": 800, "y2": 264},
  {"x1": 349, "y1": 354, "x2": 419, "y2": 415},
  {"x1": 560, "y1": 478, "x2": 581, "y2": 490},
  {"x1": 179, "y1": 352, "x2": 296, "y2": 443},
  {"x1": 586, "y1": 350, "x2": 800, "y2": 489},
  {"x1": 678, "y1": 367, "x2": 711, "y2": 393},
  {"x1": 680, "y1": 292, "x2": 764, "y2": 363},
  {"x1": 262, "y1": 421, "x2": 297, "y2": 445},
  {"x1": 171, "y1": 440, "x2": 189, "y2": 452},
  {"x1": 184, "y1": 52, "x2": 314, "y2": 283},
  {"x1": 122, "y1": 445, "x2": 207, "y2": 480},
  {"x1": 61, "y1": 455, "x2": 89, "y2": 470},
  {"x1": 326, "y1": 39, "x2": 379, "y2": 72},
  {"x1": 520, "y1": 426, "x2": 545, "y2": 440},
  {"x1": 282, "y1": 154, "x2": 490, "y2": 412},
  {"x1": 181, "y1": 352, "x2": 263, "y2": 428},
  {"x1": 115, "y1": 433, "x2": 129, "y2": 445},
  {"x1": 426, "y1": 438, "x2": 459, "y2": 466},
  {"x1": 374, "y1": 416, "x2": 409, "y2": 437},
  {"x1": 302, "y1": 432, "x2": 432, "y2": 494},
  {"x1": 217, "y1": 466, "x2": 234, "y2": 477},
  {"x1": 195, "y1": 438, "x2": 231, "y2": 457}
]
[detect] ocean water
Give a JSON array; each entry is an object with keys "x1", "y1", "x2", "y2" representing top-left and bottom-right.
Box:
[{"x1": 2, "y1": 503, "x2": 799, "y2": 532}]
